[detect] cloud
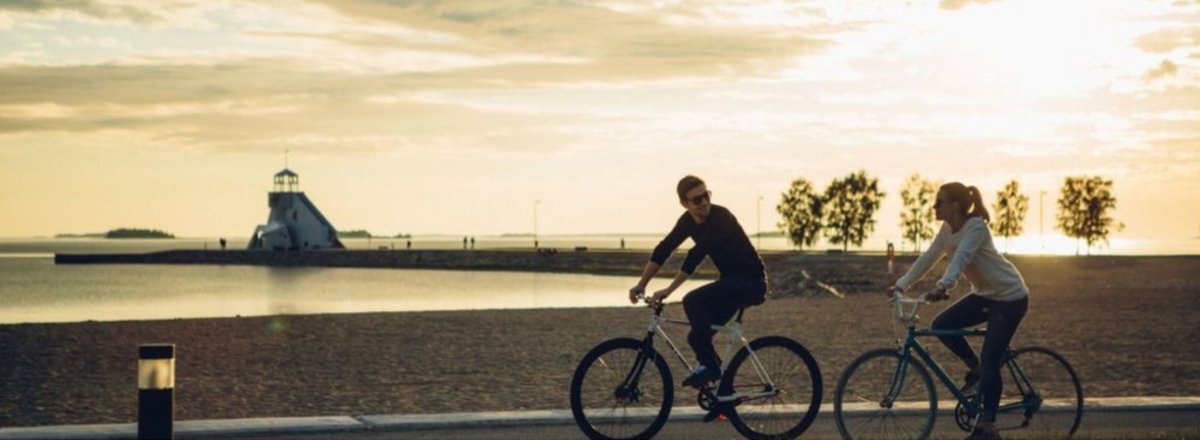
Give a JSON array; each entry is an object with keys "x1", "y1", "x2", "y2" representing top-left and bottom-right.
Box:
[
  {"x1": 1143, "y1": 59, "x2": 1180, "y2": 82},
  {"x1": 2, "y1": 1, "x2": 832, "y2": 92},
  {"x1": 0, "y1": 0, "x2": 836, "y2": 153},
  {"x1": 1136, "y1": 27, "x2": 1200, "y2": 53},
  {"x1": 0, "y1": 0, "x2": 169, "y2": 25},
  {"x1": 986, "y1": 144, "x2": 1079, "y2": 158},
  {"x1": 0, "y1": 59, "x2": 591, "y2": 156},
  {"x1": 1050, "y1": 86, "x2": 1200, "y2": 115},
  {"x1": 302, "y1": 0, "x2": 829, "y2": 80},
  {"x1": 939, "y1": 0, "x2": 1005, "y2": 11}
]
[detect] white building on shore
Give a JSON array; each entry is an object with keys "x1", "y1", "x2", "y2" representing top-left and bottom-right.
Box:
[{"x1": 247, "y1": 168, "x2": 344, "y2": 251}]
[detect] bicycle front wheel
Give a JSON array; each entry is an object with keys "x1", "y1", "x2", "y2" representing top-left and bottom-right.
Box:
[
  {"x1": 720, "y1": 336, "x2": 822, "y2": 440},
  {"x1": 1000, "y1": 346, "x2": 1083, "y2": 437},
  {"x1": 569, "y1": 337, "x2": 673, "y2": 440},
  {"x1": 834, "y1": 348, "x2": 937, "y2": 440}
]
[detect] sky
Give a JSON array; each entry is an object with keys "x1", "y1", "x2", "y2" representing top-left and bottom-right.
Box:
[{"x1": 0, "y1": 0, "x2": 1198, "y2": 246}]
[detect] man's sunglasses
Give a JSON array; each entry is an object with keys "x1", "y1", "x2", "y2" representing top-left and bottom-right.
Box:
[{"x1": 686, "y1": 191, "x2": 712, "y2": 206}]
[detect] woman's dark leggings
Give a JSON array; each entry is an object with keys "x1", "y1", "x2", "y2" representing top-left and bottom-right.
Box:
[
  {"x1": 682, "y1": 277, "x2": 767, "y2": 370},
  {"x1": 931, "y1": 294, "x2": 1028, "y2": 422}
]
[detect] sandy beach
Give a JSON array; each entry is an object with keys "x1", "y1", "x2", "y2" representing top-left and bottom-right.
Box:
[{"x1": 2, "y1": 255, "x2": 1198, "y2": 427}]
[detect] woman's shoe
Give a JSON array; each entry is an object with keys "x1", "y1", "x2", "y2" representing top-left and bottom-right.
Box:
[
  {"x1": 961, "y1": 368, "x2": 981, "y2": 392},
  {"x1": 964, "y1": 421, "x2": 1002, "y2": 440}
]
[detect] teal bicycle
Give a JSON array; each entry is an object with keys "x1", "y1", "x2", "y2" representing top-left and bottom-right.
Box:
[{"x1": 833, "y1": 289, "x2": 1083, "y2": 439}]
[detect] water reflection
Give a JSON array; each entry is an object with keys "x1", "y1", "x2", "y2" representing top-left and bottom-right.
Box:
[{"x1": 0, "y1": 258, "x2": 692, "y2": 324}]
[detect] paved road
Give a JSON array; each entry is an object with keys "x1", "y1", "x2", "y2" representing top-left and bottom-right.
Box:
[
  {"x1": 239, "y1": 407, "x2": 1200, "y2": 440},
  {"x1": 4, "y1": 399, "x2": 1197, "y2": 439}
]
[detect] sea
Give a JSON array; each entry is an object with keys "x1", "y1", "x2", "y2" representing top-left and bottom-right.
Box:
[{"x1": 2, "y1": 235, "x2": 1196, "y2": 325}]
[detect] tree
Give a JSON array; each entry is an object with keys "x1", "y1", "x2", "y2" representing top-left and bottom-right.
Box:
[
  {"x1": 898, "y1": 174, "x2": 937, "y2": 252},
  {"x1": 1056, "y1": 176, "x2": 1123, "y2": 255},
  {"x1": 991, "y1": 180, "x2": 1029, "y2": 253},
  {"x1": 776, "y1": 178, "x2": 824, "y2": 252},
  {"x1": 823, "y1": 170, "x2": 886, "y2": 252}
]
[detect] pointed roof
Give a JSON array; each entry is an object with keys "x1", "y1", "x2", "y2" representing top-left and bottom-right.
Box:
[{"x1": 275, "y1": 168, "x2": 298, "y2": 178}]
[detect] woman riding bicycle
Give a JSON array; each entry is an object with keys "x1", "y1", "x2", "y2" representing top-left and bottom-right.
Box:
[
  {"x1": 629, "y1": 175, "x2": 767, "y2": 388},
  {"x1": 888, "y1": 182, "x2": 1029, "y2": 440}
]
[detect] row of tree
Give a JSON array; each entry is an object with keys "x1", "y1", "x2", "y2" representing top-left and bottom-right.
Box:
[{"x1": 776, "y1": 171, "x2": 1122, "y2": 254}]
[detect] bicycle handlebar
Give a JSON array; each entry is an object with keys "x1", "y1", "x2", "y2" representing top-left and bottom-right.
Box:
[
  {"x1": 890, "y1": 287, "x2": 930, "y2": 324},
  {"x1": 634, "y1": 292, "x2": 665, "y2": 315}
]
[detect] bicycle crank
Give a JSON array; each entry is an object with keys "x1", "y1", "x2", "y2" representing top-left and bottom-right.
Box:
[
  {"x1": 697, "y1": 387, "x2": 717, "y2": 411},
  {"x1": 954, "y1": 396, "x2": 976, "y2": 432}
]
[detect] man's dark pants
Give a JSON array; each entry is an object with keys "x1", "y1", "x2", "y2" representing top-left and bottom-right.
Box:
[{"x1": 682, "y1": 277, "x2": 767, "y2": 370}]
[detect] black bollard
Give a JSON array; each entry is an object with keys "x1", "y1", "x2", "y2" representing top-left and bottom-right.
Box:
[{"x1": 138, "y1": 344, "x2": 175, "y2": 439}]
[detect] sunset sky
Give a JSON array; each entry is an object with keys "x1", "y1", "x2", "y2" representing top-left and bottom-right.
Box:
[{"x1": 1, "y1": 0, "x2": 1197, "y2": 245}]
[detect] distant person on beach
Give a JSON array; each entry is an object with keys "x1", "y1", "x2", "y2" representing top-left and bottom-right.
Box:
[
  {"x1": 219, "y1": 238, "x2": 226, "y2": 250},
  {"x1": 629, "y1": 175, "x2": 767, "y2": 389},
  {"x1": 463, "y1": 236, "x2": 468, "y2": 250},
  {"x1": 470, "y1": 236, "x2": 475, "y2": 250},
  {"x1": 888, "y1": 182, "x2": 1029, "y2": 440}
]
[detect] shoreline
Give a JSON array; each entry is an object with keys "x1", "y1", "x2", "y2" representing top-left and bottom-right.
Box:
[{"x1": 51, "y1": 250, "x2": 1200, "y2": 299}]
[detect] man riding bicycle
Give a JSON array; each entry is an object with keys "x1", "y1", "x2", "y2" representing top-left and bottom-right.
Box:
[{"x1": 629, "y1": 175, "x2": 768, "y2": 388}]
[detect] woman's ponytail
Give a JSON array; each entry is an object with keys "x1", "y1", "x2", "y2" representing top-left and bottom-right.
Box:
[{"x1": 967, "y1": 186, "x2": 991, "y2": 223}]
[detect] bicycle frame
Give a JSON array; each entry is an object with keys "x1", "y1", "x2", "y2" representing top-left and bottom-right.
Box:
[
  {"x1": 885, "y1": 326, "x2": 987, "y2": 410},
  {"x1": 886, "y1": 292, "x2": 1042, "y2": 419},
  {"x1": 633, "y1": 305, "x2": 779, "y2": 404}
]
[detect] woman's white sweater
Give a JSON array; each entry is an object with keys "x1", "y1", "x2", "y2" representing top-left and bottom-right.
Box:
[{"x1": 895, "y1": 217, "x2": 1029, "y2": 302}]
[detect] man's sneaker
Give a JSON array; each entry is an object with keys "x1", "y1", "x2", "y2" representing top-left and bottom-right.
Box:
[
  {"x1": 682, "y1": 364, "x2": 721, "y2": 388},
  {"x1": 702, "y1": 403, "x2": 728, "y2": 423}
]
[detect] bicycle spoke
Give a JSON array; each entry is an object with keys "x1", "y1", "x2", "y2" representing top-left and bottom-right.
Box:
[
  {"x1": 724, "y1": 337, "x2": 822, "y2": 439},
  {"x1": 835, "y1": 349, "x2": 935, "y2": 440},
  {"x1": 571, "y1": 339, "x2": 673, "y2": 440},
  {"x1": 997, "y1": 347, "x2": 1083, "y2": 438}
]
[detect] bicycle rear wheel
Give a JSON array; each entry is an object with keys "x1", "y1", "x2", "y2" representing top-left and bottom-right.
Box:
[
  {"x1": 834, "y1": 348, "x2": 937, "y2": 440},
  {"x1": 721, "y1": 336, "x2": 822, "y2": 440},
  {"x1": 569, "y1": 337, "x2": 673, "y2": 440},
  {"x1": 999, "y1": 346, "x2": 1083, "y2": 437}
]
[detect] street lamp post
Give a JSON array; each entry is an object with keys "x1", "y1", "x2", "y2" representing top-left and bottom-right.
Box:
[
  {"x1": 1040, "y1": 190, "x2": 1047, "y2": 255},
  {"x1": 534, "y1": 199, "x2": 541, "y2": 249},
  {"x1": 756, "y1": 195, "x2": 763, "y2": 249}
]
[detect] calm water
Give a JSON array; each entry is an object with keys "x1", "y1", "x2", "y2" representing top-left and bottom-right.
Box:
[
  {"x1": 5, "y1": 234, "x2": 1197, "y2": 256},
  {"x1": 0, "y1": 257, "x2": 696, "y2": 325},
  {"x1": 2, "y1": 234, "x2": 1195, "y2": 325}
]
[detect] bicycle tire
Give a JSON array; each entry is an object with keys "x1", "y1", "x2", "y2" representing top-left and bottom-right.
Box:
[
  {"x1": 1001, "y1": 346, "x2": 1084, "y2": 437},
  {"x1": 834, "y1": 348, "x2": 937, "y2": 440},
  {"x1": 570, "y1": 337, "x2": 673, "y2": 440},
  {"x1": 721, "y1": 336, "x2": 823, "y2": 440}
]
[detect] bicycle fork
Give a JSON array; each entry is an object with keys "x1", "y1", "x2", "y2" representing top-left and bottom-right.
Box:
[
  {"x1": 881, "y1": 347, "x2": 913, "y2": 408},
  {"x1": 615, "y1": 334, "x2": 666, "y2": 403}
]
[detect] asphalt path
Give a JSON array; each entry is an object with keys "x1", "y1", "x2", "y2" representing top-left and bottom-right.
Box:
[{"x1": 238, "y1": 407, "x2": 1200, "y2": 440}]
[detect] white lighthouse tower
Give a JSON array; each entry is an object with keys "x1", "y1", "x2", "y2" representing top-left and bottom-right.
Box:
[{"x1": 247, "y1": 168, "x2": 345, "y2": 251}]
